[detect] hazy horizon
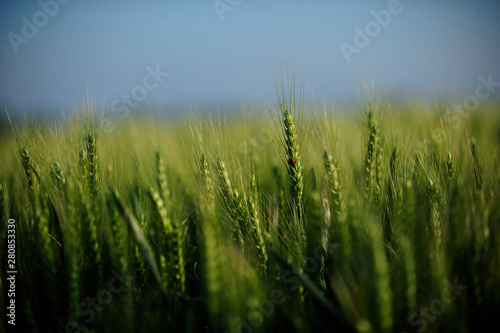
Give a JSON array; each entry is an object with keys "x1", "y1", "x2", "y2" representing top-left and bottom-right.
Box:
[{"x1": 1, "y1": 0, "x2": 499, "y2": 118}]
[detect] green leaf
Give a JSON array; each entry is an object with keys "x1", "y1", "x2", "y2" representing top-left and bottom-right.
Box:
[{"x1": 109, "y1": 187, "x2": 163, "y2": 289}]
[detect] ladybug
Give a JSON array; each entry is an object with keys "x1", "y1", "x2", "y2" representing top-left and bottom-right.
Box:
[{"x1": 288, "y1": 157, "x2": 296, "y2": 166}]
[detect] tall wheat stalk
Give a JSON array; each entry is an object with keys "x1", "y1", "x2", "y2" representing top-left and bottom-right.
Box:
[
  {"x1": 20, "y1": 147, "x2": 38, "y2": 192},
  {"x1": 199, "y1": 153, "x2": 214, "y2": 202},
  {"x1": 364, "y1": 110, "x2": 383, "y2": 203},
  {"x1": 87, "y1": 133, "x2": 99, "y2": 204},
  {"x1": 215, "y1": 157, "x2": 245, "y2": 249},
  {"x1": 248, "y1": 168, "x2": 268, "y2": 276},
  {"x1": 271, "y1": 64, "x2": 304, "y2": 213}
]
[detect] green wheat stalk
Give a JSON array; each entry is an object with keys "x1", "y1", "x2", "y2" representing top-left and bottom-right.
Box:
[
  {"x1": 364, "y1": 110, "x2": 383, "y2": 203},
  {"x1": 156, "y1": 152, "x2": 171, "y2": 203},
  {"x1": 446, "y1": 152, "x2": 456, "y2": 183},
  {"x1": 87, "y1": 133, "x2": 99, "y2": 202},
  {"x1": 215, "y1": 157, "x2": 244, "y2": 249},
  {"x1": 199, "y1": 153, "x2": 214, "y2": 203},
  {"x1": 50, "y1": 160, "x2": 66, "y2": 194},
  {"x1": 323, "y1": 151, "x2": 345, "y2": 218},
  {"x1": 20, "y1": 147, "x2": 38, "y2": 192},
  {"x1": 247, "y1": 171, "x2": 268, "y2": 276},
  {"x1": 427, "y1": 177, "x2": 442, "y2": 250}
]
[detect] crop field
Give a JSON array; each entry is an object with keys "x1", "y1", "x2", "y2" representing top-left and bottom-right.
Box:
[{"x1": 1, "y1": 75, "x2": 500, "y2": 332}]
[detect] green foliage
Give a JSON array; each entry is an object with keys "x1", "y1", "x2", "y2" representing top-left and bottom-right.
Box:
[{"x1": 0, "y1": 98, "x2": 499, "y2": 333}]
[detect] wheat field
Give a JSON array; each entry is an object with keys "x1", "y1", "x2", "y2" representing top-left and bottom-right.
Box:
[{"x1": 1, "y1": 77, "x2": 499, "y2": 332}]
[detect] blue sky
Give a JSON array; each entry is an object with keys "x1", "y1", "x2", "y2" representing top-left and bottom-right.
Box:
[{"x1": 0, "y1": 0, "x2": 499, "y2": 117}]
